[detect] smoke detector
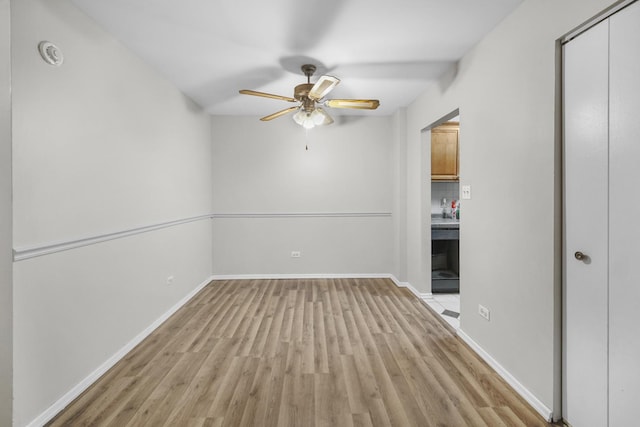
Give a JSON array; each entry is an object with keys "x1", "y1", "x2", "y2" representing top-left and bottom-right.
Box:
[{"x1": 38, "y1": 41, "x2": 64, "y2": 66}]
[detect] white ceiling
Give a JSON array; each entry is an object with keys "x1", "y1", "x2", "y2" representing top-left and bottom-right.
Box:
[{"x1": 70, "y1": 0, "x2": 524, "y2": 118}]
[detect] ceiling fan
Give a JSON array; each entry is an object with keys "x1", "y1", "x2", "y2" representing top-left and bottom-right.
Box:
[{"x1": 239, "y1": 64, "x2": 380, "y2": 129}]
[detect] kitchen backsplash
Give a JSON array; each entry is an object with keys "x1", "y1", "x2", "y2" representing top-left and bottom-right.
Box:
[{"x1": 431, "y1": 181, "x2": 460, "y2": 214}]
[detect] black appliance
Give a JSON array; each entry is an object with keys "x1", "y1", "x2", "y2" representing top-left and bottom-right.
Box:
[{"x1": 431, "y1": 221, "x2": 459, "y2": 293}]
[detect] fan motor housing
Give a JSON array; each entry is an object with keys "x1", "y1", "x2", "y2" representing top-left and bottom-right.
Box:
[
  {"x1": 294, "y1": 83, "x2": 315, "y2": 112},
  {"x1": 294, "y1": 83, "x2": 313, "y2": 100}
]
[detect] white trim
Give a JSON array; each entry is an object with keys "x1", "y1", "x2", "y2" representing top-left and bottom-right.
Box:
[
  {"x1": 26, "y1": 275, "x2": 214, "y2": 427},
  {"x1": 388, "y1": 275, "x2": 432, "y2": 301},
  {"x1": 211, "y1": 273, "x2": 395, "y2": 281},
  {"x1": 212, "y1": 212, "x2": 392, "y2": 219},
  {"x1": 13, "y1": 214, "x2": 213, "y2": 262},
  {"x1": 13, "y1": 212, "x2": 392, "y2": 261},
  {"x1": 457, "y1": 329, "x2": 554, "y2": 422}
]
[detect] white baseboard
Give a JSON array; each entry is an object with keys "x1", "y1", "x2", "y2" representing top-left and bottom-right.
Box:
[
  {"x1": 388, "y1": 275, "x2": 432, "y2": 301},
  {"x1": 456, "y1": 329, "x2": 553, "y2": 422},
  {"x1": 27, "y1": 275, "x2": 214, "y2": 427},
  {"x1": 211, "y1": 273, "x2": 395, "y2": 280}
]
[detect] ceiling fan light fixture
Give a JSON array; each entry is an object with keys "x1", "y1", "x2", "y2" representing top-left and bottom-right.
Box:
[
  {"x1": 302, "y1": 118, "x2": 315, "y2": 130},
  {"x1": 293, "y1": 109, "x2": 316, "y2": 129},
  {"x1": 311, "y1": 107, "x2": 333, "y2": 126},
  {"x1": 293, "y1": 109, "x2": 306, "y2": 125}
]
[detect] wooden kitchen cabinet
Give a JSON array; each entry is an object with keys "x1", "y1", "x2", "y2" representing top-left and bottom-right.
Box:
[{"x1": 431, "y1": 122, "x2": 459, "y2": 181}]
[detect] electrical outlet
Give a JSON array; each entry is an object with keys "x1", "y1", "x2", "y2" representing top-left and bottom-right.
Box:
[
  {"x1": 478, "y1": 304, "x2": 490, "y2": 321},
  {"x1": 291, "y1": 251, "x2": 301, "y2": 258},
  {"x1": 167, "y1": 276, "x2": 174, "y2": 285}
]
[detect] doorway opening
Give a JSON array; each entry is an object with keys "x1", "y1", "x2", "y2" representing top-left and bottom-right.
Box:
[{"x1": 421, "y1": 109, "x2": 461, "y2": 330}]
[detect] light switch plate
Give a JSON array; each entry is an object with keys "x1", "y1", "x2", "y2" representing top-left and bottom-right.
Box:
[{"x1": 461, "y1": 185, "x2": 471, "y2": 200}]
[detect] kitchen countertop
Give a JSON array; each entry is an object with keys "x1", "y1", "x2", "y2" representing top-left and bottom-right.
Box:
[{"x1": 431, "y1": 215, "x2": 460, "y2": 229}]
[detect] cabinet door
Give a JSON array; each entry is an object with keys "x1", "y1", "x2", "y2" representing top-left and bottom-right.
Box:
[{"x1": 431, "y1": 126, "x2": 458, "y2": 180}]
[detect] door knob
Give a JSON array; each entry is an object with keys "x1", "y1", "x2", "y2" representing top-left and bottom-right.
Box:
[{"x1": 574, "y1": 251, "x2": 586, "y2": 260}]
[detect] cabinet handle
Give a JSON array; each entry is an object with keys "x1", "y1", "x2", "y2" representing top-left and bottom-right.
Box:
[{"x1": 574, "y1": 251, "x2": 586, "y2": 261}]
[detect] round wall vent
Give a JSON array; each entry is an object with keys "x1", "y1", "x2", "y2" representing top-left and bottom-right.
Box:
[{"x1": 38, "y1": 41, "x2": 64, "y2": 66}]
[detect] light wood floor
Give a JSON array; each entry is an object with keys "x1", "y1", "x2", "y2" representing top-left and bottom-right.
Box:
[{"x1": 47, "y1": 278, "x2": 554, "y2": 427}]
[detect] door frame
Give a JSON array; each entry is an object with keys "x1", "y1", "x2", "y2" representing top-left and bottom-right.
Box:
[{"x1": 421, "y1": 109, "x2": 460, "y2": 294}]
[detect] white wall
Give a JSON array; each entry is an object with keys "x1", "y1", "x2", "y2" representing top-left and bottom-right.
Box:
[
  {"x1": 0, "y1": 1, "x2": 12, "y2": 425},
  {"x1": 11, "y1": 0, "x2": 213, "y2": 425},
  {"x1": 403, "y1": 0, "x2": 616, "y2": 418},
  {"x1": 211, "y1": 116, "x2": 394, "y2": 276}
]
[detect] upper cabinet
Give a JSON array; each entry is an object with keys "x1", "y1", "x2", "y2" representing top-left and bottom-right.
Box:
[{"x1": 431, "y1": 122, "x2": 459, "y2": 181}]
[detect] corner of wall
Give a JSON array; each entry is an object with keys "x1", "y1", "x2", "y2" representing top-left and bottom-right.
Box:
[
  {"x1": 0, "y1": 0, "x2": 13, "y2": 425},
  {"x1": 392, "y1": 109, "x2": 408, "y2": 282},
  {"x1": 552, "y1": 36, "x2": 564, "y2": 422}
]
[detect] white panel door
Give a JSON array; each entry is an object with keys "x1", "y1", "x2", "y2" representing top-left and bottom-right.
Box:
[
  {"x1": 609, "y1": 2, "x2": 640, "y2": 425},
  {"x1": 563, "y1": 18, "x2": 609, "y2": 427}
]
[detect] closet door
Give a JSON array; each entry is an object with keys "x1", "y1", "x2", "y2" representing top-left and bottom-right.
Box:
[
  {"x1": 563, "y1": 18, "x2": 609, "y2": 427},
  {"x1": 609, "y1": 2, "x2": 640, "y2": 425}
]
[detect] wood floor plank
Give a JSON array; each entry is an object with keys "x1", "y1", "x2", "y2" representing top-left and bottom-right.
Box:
[
  {"x1": 252, "y1": 340, "x2": 287, "y2": 427},
  {"x1": 352, "y1": 412, "x2": 374, "y2": 427},
  {"x1": 477, "y1": 407, "x2": 510, "y2": 427},
  {"x1": 301, "y1": 301, "x2": 315, "y2": 375},
  {"x1": 366, "y1": 350, "x2": 414, "y2": 427},
  {"x1": 367, "y1": 398, "x2": 394, "y2": 427},
  {"x1": 371, "y1": 333, "x2": 429, "y2": 426},
  {"x1": 140, "y1": 351, "x2": 209, "y2": 427},
  {"x1": 169, "y1": 336, "x2": 242, "y2": 420},
  {"x1": 50, "y1": 376, "x2": 137, "y2": 426},
  {"x1": 248, "y1": 282, "x2": 282, "y2": 357},
  {"x1": 291, "y1": 286, "x2": 305, "y2": 343},
  {"x1": 46, "y1": 278, "x2": 555, "y2": 427},
  {"x1": 190, "y1": 289, "x2": 243, "y2": 352},
  {"x1": 237, "y1": 356, "x2": 274, "y2": 427},
  {"x1": 326, "y1": 279, "x2": 353, "y2": 356},
  {"x1": 215, "y1": 282, "x2": 255, "y2": 338},
  {"x1": 221, "y1": 356, "x2": 261, "y2": 426},
  {"x1": 313, "y1": 300, "x2": 330, "y2": 374},
  {"x1": 206, "y1": 355, "x2": 246, "y2": 419},
  {"x1": 340, "y1": 355, "x2": 369, "y2": 414}
]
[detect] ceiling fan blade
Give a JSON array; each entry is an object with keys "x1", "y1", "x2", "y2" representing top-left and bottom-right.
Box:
[
  {"x1": 324, "y1": 99, "x2": 380, "y2": 110},
  {"x1": 308, "y1": 75, "x2": 340, "y2": 101},
  {"x1": 239, "y1": 89, "x2": 297, "y2": 103},
  {"x1": 260, "y1": 106, "x2": 299, "y2": 121}
]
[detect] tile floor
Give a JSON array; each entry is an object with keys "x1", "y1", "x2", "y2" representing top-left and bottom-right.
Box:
[{"x1": 424, "y1": 293, "x2": 460, "y2": 330}]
